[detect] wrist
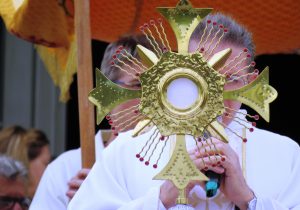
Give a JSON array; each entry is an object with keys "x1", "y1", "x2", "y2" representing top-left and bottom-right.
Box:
[
  {"x1": 159, "y1": 185, "x2": 176, "y2": 209},
  {"x1": 246, "y1": 193, "x2": 257, "y2": 210},
  {"x1": 159, "y1": 195, "x2": 175, "y2": 209},
  {"x1": 235, "y1": 188, "x2": 255, "y2": 210}
]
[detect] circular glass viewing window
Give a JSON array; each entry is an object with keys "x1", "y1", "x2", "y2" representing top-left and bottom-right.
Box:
[{"x1": 166, "y1": 78, "x2": 199, "y2": 110}]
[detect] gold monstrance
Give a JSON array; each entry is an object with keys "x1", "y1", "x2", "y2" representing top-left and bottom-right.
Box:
[{"x1": 89, "y1": 0, "x2": 278, "y2": 208}]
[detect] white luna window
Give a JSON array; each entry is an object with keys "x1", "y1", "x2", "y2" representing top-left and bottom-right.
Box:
[{"x1": 166, "y1": 78, "x2": 199, "y2": 110}]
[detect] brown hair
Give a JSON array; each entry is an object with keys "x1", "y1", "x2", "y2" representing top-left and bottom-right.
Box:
[
  {"x1": 190, "y1": 13, "x2": 255, "y2": 60},
  {"x1": 101, "y1": 35, "x2": 157, "y2": 81},
  {"x1": 0, "y1": 126, "x2": 28, "y2": 167},
  {"x1": 0, "y1": 126, "x2": 50, "y2": 168},
  {"x1": 24, "y1": 129, "x2": 49, "y2": 161}
]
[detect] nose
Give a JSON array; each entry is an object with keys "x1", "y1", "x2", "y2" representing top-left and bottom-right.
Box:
[{"x1": 12, "y1": 202, "x2": 23, "y2": 210}]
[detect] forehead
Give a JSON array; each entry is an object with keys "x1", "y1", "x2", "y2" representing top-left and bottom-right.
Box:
[
  {"x1": 212, "y1": 42, "x2": 249, "y2": 75},
  {"x1": 190, "y1": 40, "x2": 249, "y2": 75},
  {"x1": 190, "y1": 39, "x2": 246, "y2": 60},
  {"x1": 115, "y1": 66, "x2": 140, "y2": 84},
  {"x1": 0, "y1": 177, "x2": 25, "y2": 197}
]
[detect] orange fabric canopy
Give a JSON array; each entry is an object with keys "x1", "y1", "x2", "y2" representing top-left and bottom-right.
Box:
[
  {"x1": 89, "y1": 0, "x2": 300, "y2": 55},
  {"x1": 1, "y1": 0, "x2": 300, "y2": 55}
]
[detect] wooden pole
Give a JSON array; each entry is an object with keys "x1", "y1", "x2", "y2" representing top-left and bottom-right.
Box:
[{"x1": 74, "y1": 0, "x2": 95, "y2": 168}]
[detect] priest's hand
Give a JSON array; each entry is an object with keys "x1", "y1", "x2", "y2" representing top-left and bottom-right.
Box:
[
  {"x1": 66, "y1": 168, "x2": 90, "y2": 200},
  {"x1": 159, "y1": 180, "x2": 199, "y2": 209},
  {"x1": 190, "y1": 138, "x2": 254, "y2": 210}
]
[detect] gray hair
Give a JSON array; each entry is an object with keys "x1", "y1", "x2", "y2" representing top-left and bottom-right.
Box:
[
  {"x1": 101, "y1": 35, "x2": 155, "y2": 81},
  {"x1": 0, "y1": 155, "x2": 27, "y2": 180},
  {"x1": 190, "y1": 13, "x2": 255, "y2": 60}
]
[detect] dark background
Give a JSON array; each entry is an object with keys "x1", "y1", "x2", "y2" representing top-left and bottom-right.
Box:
[{"x1": 66, "y1": 40, "x2": 300, "y2": 150}]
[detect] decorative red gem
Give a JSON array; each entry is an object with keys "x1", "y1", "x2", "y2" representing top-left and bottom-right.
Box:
[
  {"x1": 225, "y1": 112, "x2": 229, "y2": 117},
  {"x1": 200, "y1": 47, "x2": 205, "y2": 52},
  {"x1": 134, "y1": 110, "x2": 139, "y2": 114},
  {"x1": 160, "y1": 136, "x2": 165, "y2": 141},
  {"x1": 139, "y1": 157, "x2": 144, "y2": 162},
  {"x1": 243, "y1": 138, "x2": 247, "y2": 143},
  {"x1": 221, "y1": 157, "x2": 226, "y2": 162},
  {"x1": 118, "y1": 46, "x2": 124, "y2": 50},
  {"x1": 254, "y1": 115, "x2": 259, "y2": 120},
  {"x1": 139, "y1": 26, "x2": 144, "y2": 31},
  {"x1": 116, "y1": 50, "x2": 120, "y2": 54},
  {"x1": 204, "y1": 166, "x2": 209, "y2": 171},
  {"x1": 247, "y1": 54, "x2": 251, "y2": 58},
  {"x1": 153, "y1": 164, "x2": 158, "y2": 168},
  {"x1": 111, "y1": 61, "x2": 115, "y2": 65},
  {"x1": 108, "y1": 120, "x2": 113, "y2": 125},
  {"x1": 243, "y1": 48, "x2": 248, "y2": 53},
  {"x1": 144, "y1": 23, "x2": 149, "y2": 28},
  {"x1": 106, "y1": 116, "x2": 111, "y2": 120},
  {"x1": 219, "y1": 24, "x2": 224, "y2": 28},
  {"x1": 254, "y1": 69, "x2": 259, "y2": 74},
  {"x1": 157, "y1": 18, "x2": 162, "y2": 23},
  {"x1": 114, "y1": 133, "x2": 119, "y2": 136},
  {"x1": 111, "y1": 127, "x2": 115, "y2": 130},
  {"x1": 249, "y1": 128, "x2": 254, "y2": 132},
  {"x1": 252, "y1": 122, "x2": 257, "y2": 127},
  {"x1": 224, "y1": 28, "x2": 228, "y2": 32},
  {"x1": 145, "y1": 161, "x2": 149, "y2": 166},
  {"x1": 136, "y1": 154, "x2": 140, "y2": 158},
  {"x1": 213, "y1": 22, "x2": 217, "y2": 26},
  {"x1": 135, "y1": 73, "x2": 140, "y2": 77},
  {"x1": 212, "y1": 164, "x2": 216, "y2": 167},
  {"x1": 226, "y1": 74, "x2": 230, "y2": 79},
  {"x1": 207, "y1": 20, "x2": 211, "y2": 24},
  {"x1": 251, "y1": 61, "x2": 256, "y2": 66},
  {"x1": 217, "y1": 161, "x2": 221, "y2": 165},
  {"x1": 112, "y1": 55, "x2": 117, "y2": 59}
]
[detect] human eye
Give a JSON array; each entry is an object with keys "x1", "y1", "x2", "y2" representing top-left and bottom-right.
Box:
[
  {"x1": 131, "y1": 82, "x2": 141, "y2": 88},
  {"x1": 126, "y1": 80, "x2": 141, "y2": 89},
  {"x1": 227, "y1": 75, "x2": 239, "y2": 82},
  {"x1": 0, "y1": 196, "x2": 13, "y2": 209},
  {"x1": 227, "y1": 75, "x2": 246, "y2": 85}
]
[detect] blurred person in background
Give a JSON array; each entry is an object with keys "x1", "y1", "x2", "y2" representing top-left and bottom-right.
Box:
[
  {"x1": 23, "y1": 129, "x2": 51, "y2": 198},
  {"x1": 0, "y1": 155, "x2": 30, "y2": 210},
  {"x1": 0, "y1": 126, "x2": 51, "y2": 199}
]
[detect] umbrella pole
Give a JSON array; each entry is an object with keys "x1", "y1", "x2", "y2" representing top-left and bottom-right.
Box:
[{"x1": 74, "y1": 0, "x2": 95, "y2": 168}]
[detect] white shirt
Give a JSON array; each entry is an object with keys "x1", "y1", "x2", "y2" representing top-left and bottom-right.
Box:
[
  {"x1": 29, "y1": 131, "x2": 104, "y2": 210},
  {"x1": 68, "y1": 114, "x2": 300, "y2": 210}
]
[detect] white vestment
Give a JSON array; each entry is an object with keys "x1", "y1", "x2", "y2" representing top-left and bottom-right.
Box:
[
  {"x1": 29, "y1": 131, "x2": 104, "y2": 210},
  {"x1": 68, "y1": 113, "x2": 300, "y2": 210}
]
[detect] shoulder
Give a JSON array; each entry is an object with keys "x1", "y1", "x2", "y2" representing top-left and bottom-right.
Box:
[
  {"x1": 101, "y1": 131, "x2": 134, "y2": 168},
  {"x1": 46, "y1": 148, "x2": 82, "y2": 174},
  {"x1": 30, "y1": 150, "x2": 82, "y2": 209},
  {"x1": 248, "y1": 127, "x2": 299, "y2": 156},
  {"x1": 103, "y1": 129, "x2": 147, "y2": 156},
  {"x1": 37, "y1": 148, "x2": 82, "y2": 193},
  {"x1": 52, "y1": 148, "x2": 81, "y2": 164},
  {"x1": 100, "y1": 129, "x2": 153, "y2": 170},
  {"x1": 250, "y1": 128, "x2": 299, "y2": 148}
]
